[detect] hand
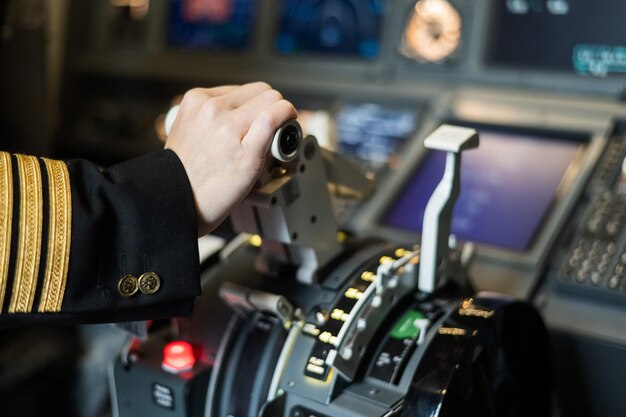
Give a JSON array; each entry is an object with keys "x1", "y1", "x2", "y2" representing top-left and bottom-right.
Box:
[{"x1": 165, "y1": 82, "x2": 298, "y2": 236}]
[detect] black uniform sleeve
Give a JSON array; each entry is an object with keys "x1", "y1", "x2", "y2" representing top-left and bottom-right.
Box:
[{"x1": 0, "y1": 150, "x2": 201, "y2": 325}]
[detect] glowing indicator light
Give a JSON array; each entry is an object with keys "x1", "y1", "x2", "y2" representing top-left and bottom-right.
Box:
[
  {"x1": 395, "y1": 248, "x2": 409, "y2": 257},
  {"x1": 306, "y1": 363, "x2": 325, "y2": 375},
  {"x1": 318, "y1": 332, "x2": 338, "y2": 346},
  {"x1": 303, "y1": 323, "x2": 321, "y2": 336},
  {"x1": 344, "y1": 288, "x2": 363, "y2": 300},
  {"x1": 360, "y1": 271, "x2": 375, "y2": 282},
  {"x1": 319, "y1": 331, "x2": 333, "y2": 343},
  {"x1": 458, "y1": 307, "x2": 494, "y2": 319},
  {"x1": 309, "y1": 356, "x2": 325, "y2": 366},
  {"x1": 331, "y1": 308, "x2": 348, "y2": 321},
  {"x1": 438, "y1": 327, "x2": 467, "y2": 336},
  {"x1": 162, "y1": 341, "x2": 196, "y2": 373},
  {"x1": 249, "y1": 234, "x2": 262, "y2": 247},
  {"x1": 379, "y1": 256, "x2": 394, "y2": 264}
]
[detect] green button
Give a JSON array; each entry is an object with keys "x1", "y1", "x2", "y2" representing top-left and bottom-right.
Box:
[{"x1": 390, "y1": 310, "x2": 425, "y2": 340}]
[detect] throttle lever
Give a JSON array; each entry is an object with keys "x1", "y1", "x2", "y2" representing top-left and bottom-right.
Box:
[
  {"x1": 418, "y1": 124, "x2": 479, "y2": 293},
  {"x1": 164, "y1": 104, "x2": 302, "y2": 164}
]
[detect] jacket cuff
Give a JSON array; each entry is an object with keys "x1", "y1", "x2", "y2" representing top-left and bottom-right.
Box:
[{"x1": 63, "y1": 149, "x2": 201, "y2": 321}]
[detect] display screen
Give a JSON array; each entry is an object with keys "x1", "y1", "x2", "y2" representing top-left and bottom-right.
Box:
[
  {"x1": 383, "y1": 126, "x2": 585, "y2": 250},
  {"x1": 168, "y1": 0, "x2": 256, "y2": 50},
  {"x1": 487, "y1": 0, "x2": 626, "y2": 76},
  {"x1": 336, "y1": 103, "x2": 420, "y2": 169},
  {"x1": 276, "y1": 0, "x2": 387, "y2": 59}
]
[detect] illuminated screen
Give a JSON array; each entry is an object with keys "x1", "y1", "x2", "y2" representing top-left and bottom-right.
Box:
[
  {"x1": 276, "y1": 0, "x2": 387, "y2": 59},
  {"x1": 383, "y1": 126, "x2": 586, "y2": 250},
  {"x1": 487, "y1": 0, "x2": 626, "y2": 76},
  {"x1": 168, "y1": 0, "x2": 256, "y2": 50},
  {"x1": 336, "y1": 103, "x2": 419, "y2": 168}
]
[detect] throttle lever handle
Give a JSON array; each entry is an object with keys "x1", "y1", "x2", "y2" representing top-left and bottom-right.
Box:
[{"x1": 418, "y1": 124, "x2": 479, "y2": 293}]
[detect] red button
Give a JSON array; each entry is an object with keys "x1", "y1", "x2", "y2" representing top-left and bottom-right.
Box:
[{"x1": 162, "y1": 341, "x2": 195, "y2": 373}]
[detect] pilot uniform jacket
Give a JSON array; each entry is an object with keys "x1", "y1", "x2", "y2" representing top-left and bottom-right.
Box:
[{"x1": 0, "y1": 149, "x2": 200, "y2": 324}]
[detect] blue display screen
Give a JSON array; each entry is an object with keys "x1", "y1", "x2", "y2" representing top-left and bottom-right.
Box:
[
  {"x1": 488, "y1": 0, "x2": 626, "y2": 76},
  {"x1": 337, "y1": 103, "x2": 419, "y2": 167},
  {"x1": 168, "y1": 0, "x2": 256, "y2": 50},
  {"x1": 383, "y1": 127, "x2": 585, "y2": 251},
  {"x1": 276, "y1": 0, "x2": 387, "y2": 59}
]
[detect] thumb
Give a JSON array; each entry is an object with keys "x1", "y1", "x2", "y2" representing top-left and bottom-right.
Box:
[{"x1": 243, "y1": 100, "x2": 298, "y2": 158}]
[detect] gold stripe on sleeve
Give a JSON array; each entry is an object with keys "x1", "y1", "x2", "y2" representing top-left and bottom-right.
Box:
[
  {"x1": 39, "y1": 159, "x2": 72, "y2": 313},
  {"x1": 0, "y1": 152, "x2": 13, "y2": 309},
  {"x1": 9, "y1": 155, "x2": 43, "y2": 313}
]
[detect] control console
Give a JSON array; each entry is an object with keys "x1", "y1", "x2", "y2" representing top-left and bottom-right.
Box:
[
  {"x1": 548, "y1": 122, "x2": 626, "y2": 301},
  {"x1": 534, "y1": 120, "x2": 626, "y2": 417},
  {"x1": 110, "y1": 121, "x2": 552, "y2": 417}
]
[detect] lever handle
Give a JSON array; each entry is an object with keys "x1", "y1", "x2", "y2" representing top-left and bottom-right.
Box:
[
  {"x1": 418, "y1": 124, "x2": 479, "y2": 293},
  {"x1": 164, "y1": 104, "x2": 179, "y2": 137}
]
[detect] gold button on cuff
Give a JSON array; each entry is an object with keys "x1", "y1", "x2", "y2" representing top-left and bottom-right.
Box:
[
  {"x1": 138, "y1": 272, "x2": 161, "y2": 295},
  {"x1": 118, "y1": 275, "x2": 139, "y2": 297}
]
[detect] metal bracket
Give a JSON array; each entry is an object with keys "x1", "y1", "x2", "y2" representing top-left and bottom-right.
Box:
[
  {"x1": 418, "y1": 124, "x2": 479, "y2": 293},
  {"x1": 219, "y1": 281, "x2": 295, "y2": 327}
]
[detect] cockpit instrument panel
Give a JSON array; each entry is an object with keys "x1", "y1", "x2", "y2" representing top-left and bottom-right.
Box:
[
  {"x1": 275, "y1": 0, "x2": 387, "y2": 59},
  {"x1": 382, "y1": 124, "x2": 587, "y2": 251},
  {"x1": 401, "y1": 0, "x2": 462, "y2": 63},
  {"x1": 488, "y1": 0, "x2": 626, "y2": 77},
  {"x1": 336, "y1": 102, "x2": 420, "y2": 170},
  {"x1": 168, "y1": 0, "x2": 257, "y2": 50}
]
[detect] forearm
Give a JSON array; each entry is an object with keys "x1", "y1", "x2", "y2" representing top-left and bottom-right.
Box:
[{"x1": 0, "y1": 150, "x2": 200, "y2": 324}]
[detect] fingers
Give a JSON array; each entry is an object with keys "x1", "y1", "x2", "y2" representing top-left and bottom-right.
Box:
[
  {"x1": 231, "y1": 88, "x2": 284, "y2": 128},
  {"x1": 220, "y1": 82, "x2": 273, "y2": 109},
  {"x1": 172, "y1": 82, "x2": 297, "y2": 160},
  {"x1": 181, "y1": 82, "x2": 271, "y2": 111},
  {"x1": 177, "y1": 82, "x2": 275, "y2": 132},
  {"x1": 242, "y1": 99, "x2": 298, "y2": 158},
  {"x1": 205, "y1": 85, "x2": 239, "y2": 96},
  {"x1": 178, "y1": 85, "x2": 240, "y2": 110},
  {"x1": 189, "y1": 85, "x2": 240, "y2": 98}
]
